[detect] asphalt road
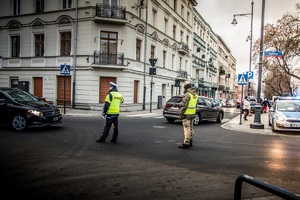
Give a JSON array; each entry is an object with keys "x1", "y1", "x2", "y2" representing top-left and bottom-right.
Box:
[{"x1": 0, "y1": 109, "x2": 299, "y2": 200}]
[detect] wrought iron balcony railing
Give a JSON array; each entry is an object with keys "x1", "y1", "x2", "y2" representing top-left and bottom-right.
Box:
[
  {"x1": 95, "y1": 3, "x2": 126, "y2": 19},
  {"x1": 93, "y1": 51, "x2": 124, "y2": 65},
  {"x1": 177, "y1": 70, "x2": 188, "y2": 79},
  {"x1": 178, "y1": 42, "x2": 189, "y2": 54}
]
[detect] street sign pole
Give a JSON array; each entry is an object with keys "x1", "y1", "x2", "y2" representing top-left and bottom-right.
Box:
[
  {"x1": 64, "y1": 63, "x2": 66, "y2": 114},
  {"x1": 240, "y1": 85, "x2": 244, "y2": 125},
  {"x1": 149, "y1": 58, "x2": 157, "y2": 113}
]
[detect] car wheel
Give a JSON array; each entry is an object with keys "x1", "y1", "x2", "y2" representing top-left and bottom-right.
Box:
[
  {"x1": 271, "y1": 119, "x2": 277, "y2": 132},
  {"x1": 193, "y1": 113, "x2": 200, "y2": 126},
  {"x1": 216, "y1": 113, "x2": 222, "y2": 123},
  {"x1": 166, "y1": 118, "x2": 175, "y2": 123},
  {"x1": 11, "y1": 115, "x2": 27, "y2": 131}
]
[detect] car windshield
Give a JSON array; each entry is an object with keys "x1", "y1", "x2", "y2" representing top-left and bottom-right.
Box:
[
  {"x1": 277, "y1": 101, "x2": 300, "y2": 112},
  {"x1": 4, "y1": 89, "x2": 39, "y2": 103}
]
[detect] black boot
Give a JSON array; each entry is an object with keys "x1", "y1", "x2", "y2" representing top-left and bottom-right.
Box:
[
  {"x1": 190, "y1": 140, "x2": 193, "y2": 147},
  {"x1": 178, "y1": 144, "x2": 190, "y2": 149}
]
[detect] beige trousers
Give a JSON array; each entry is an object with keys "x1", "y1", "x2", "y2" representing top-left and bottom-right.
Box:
[{"x1": 182, "y1": 119, "x2": 194, "y2": 145}]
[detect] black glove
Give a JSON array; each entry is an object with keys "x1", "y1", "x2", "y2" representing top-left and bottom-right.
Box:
[{"x1": 102, "y1": 113, "x2": 106, "y2": 119}]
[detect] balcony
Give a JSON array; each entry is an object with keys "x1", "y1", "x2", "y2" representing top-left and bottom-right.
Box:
[
  {"x1": 218, "y1": 85, "x2": 225, "y2": 91},
  {"x1": 178, "y1": 42, "x2": 189, "y2": 55},
  {"x1": 95, "y1": 3, "x2": 127, "y2": 24},
  {"x1": 177, "y1": 70, "x2": 188, "y2": 79},
  {"x1": 93, "y1": 51, "x2": 125, "y2": 66}
]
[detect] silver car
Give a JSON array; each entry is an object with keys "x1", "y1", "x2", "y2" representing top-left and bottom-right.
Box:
[{"x1": 269, "y1": 97, "x2": 300, "y2": 132}]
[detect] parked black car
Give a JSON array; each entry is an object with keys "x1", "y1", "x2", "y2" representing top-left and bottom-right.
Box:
[
  {"x1": 0, "y1": 88, "x2": 62, "y2": 131},
  {"x1": 163, "y1": 95, "x2": 224, "y2": 125}
]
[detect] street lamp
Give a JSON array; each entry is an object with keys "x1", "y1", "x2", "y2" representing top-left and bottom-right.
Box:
[
  {"x1": 231, "y1": 0, "x2": 254, "y2": 98},
  {"x1": 250, "y1": 0, "x2": 265, "y2": 129}
]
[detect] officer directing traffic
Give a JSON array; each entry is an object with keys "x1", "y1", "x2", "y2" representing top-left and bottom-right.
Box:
[
  {"x1": 178, "y1": 81, "x2": 198, "y2": 149},
  {"x1": 96, "y1": 82, "x2": 124, "y2": 143}
]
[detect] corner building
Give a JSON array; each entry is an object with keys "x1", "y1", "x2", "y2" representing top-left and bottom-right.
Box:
[{"x1": 0, "y1": 0, "x2": 197, "y2": 110}]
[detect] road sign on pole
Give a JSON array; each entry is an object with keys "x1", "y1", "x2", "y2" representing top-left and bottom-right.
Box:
[
  {"x1": 149, "y1": 58, "x2": 157, "y2": 67},
  {"x1": 264, "y1": 51, "x2": 282, "y2": 57},
  {"x1": 238, "y1": 73, "x2": 248, "y2": 85},
  {"x1": 60, "y1": 64, "x2": 71, "y2": 75}
]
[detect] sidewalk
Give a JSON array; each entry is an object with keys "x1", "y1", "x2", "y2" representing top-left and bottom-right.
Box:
[{"x1": 221, "y1": 112, "x2": 274, "y2": 135}]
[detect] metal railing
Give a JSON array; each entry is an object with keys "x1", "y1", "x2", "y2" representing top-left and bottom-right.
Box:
[
  {"x1": 95, "y1": 3, "x2": 126, "y2": 19},
  {"x1": 234, "y1": 174, "x2": 300, "y2": 200},
  {"x1": 93, "y1": 51, "x2": 124, "y2": 65}
]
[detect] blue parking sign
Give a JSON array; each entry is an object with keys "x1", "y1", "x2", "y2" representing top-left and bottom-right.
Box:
[{"x1": 247, "y1": 71, "x2": 254, "y2": 79}]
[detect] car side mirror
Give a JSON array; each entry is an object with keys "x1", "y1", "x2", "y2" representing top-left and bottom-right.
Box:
[{"x1": 0, "y1": 98, "x2": 7, "y2": 106}]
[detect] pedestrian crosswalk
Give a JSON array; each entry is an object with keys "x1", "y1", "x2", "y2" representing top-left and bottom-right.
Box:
[{"x1": 124, "y1": 113, "x2": 164, "y2": 118}]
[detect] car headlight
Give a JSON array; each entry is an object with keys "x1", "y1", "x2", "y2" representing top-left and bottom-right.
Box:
[
  {"x1": 28, "y1": 110, "x2": 44, "y2": 117},
  {"x1": 275, "y1": 113, "x2": 285, "y2": 122}
]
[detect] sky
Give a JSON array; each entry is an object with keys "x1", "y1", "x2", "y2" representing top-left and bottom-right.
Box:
[{"x1": 195, "y1": 0, "x2": 299, "y2": 76}]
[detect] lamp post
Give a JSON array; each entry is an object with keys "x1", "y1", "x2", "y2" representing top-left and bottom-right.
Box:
[
  {"x1": 250, "y1": 0, "x2": 265, "y2": 129},
  {"x1": 142, "y1": 0, "x2": 148, "y2": 110},
  {"x1": 231, "y1": 0, "x2": 254, "y2": 98}
]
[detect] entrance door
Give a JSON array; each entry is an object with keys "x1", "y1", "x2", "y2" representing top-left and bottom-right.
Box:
[
  {"x1": 33, "y1": 77, "x2": 43, "y2": 98},
  {"x1": 57, "y1": 76, "x2": 71, "y2": 106},
  {"x1": 100, "y1": 77, "x2": 116, "y2": 103},
  {"x1": 134, "y1": 80, "x2": 139, "y2": 103}
]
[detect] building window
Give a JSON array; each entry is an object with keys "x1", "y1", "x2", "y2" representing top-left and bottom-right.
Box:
[
  {"x1": 11, "y1": 35, "x2": 20, "y2": 57},
  {"x1": 62, "y1": 0, "x2": 72, "y2": 9},
  {"x1": 152, "y1": 9, "x2": 157, "y2": 28},
  {"x1": 35, "y1": 34, "x2": 44, "y2": 57},
  {"x1": 150, "y1": 45, "x2": 155, "y2": 59},
  {"x1": 180, "y1": 31, "x2": 183, "y2": 42},
  {"x1": 172, "y1": 54, "x2": 175, "y2": 70},
  {"x1": 35, "y1": 0, "x2": 44, "y2": 13},
  {"x1": 173, "y1": 25, "x2": 176, "y2": 39},
  {"x1": 10, "y1": 78, "x2": 19, "y2": 88},
  {"x1": 163, "y1": 51, "x2": 166, "y2": 68},
  {"x1": 186, "y1": 35, "x2": 189, "y2": 45},
  {"x1": 187, "y1": 11, "x2": 190, "y2": 23},
  {"x1": 179, "y1": 57, "x2": 182, "y2": 70},
  {"x1": 136, "y1": 39, "x2": 142, "y2": 61},
  {"x1": 164, "y1": 18, "x2": 168, "y2": 34},
  {"x1": 100, "y1": 31, "x2": 117, "y2": 54},
  {"x1": 60, "y1": 32, "x2": 71, "y2": 56},
  {"x1": 12, "y1": 0, "x2": 20, "y2": 15},
  {"x1": 181, "y1": 5, "x2": 184, "y2": 17},
  {"x1": 173, "y1": 0, "x2": 177, "y2": 12}
]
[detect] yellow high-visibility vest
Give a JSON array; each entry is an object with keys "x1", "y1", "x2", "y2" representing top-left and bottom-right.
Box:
[
  {"x1": 106, "y1": 91, "x2": 123, "y2": 114},
  {"x1": 184, "y1": 93, "x2": 198, "y2": 115}
]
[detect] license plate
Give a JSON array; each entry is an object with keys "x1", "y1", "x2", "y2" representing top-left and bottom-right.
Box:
[
  {"x1": 291, "y1": 124, "x2": 300, "y2": 127},
  {"x1": 53, "y1": 117, "x2": 58, "y2": 121},
  {"x1": 171, "y1": 107, "x2": 179, "y2": 110}
]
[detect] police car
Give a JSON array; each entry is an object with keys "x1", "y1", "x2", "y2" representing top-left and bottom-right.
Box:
[{"x1": 269, "y1": 96, "x2": 300, "y2": 132}]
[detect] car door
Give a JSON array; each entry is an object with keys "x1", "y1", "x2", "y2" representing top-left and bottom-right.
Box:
[
  {"x1": 203, "y1": 98, "x2": 216, "y2": 118},
  {"x1": 0, "y1": 92, "x2": 9, "y2": 124},
  {"x1": 197, "y1": 98, "x2": 210, "y2": 119}
]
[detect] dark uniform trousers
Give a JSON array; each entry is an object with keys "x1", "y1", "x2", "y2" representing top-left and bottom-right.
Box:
[{"x1": 100, "y1": 115, "x2": 119, "y2": 142}]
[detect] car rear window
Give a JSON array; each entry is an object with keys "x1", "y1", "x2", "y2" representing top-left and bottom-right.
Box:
[{"x1": 167, "y1": 97, "x2": 182, "y2": 103}]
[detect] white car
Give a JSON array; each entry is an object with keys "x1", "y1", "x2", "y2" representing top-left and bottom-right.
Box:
[{"x1": 269, "y1": 97, "x2": 300, "y2": 132}]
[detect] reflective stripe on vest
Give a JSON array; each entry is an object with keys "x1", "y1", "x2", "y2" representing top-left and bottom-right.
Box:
[
  {"x1": 184, "y1": 93, "x2": 198, "y2": 115},
  {"x1": 106, "y1": 91, "x2": 123, "y2": 114}
]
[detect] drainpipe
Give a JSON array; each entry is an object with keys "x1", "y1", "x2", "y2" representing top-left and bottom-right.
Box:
[{"x1": 72, "y1": 0, "x2": 78, "y2": 109}]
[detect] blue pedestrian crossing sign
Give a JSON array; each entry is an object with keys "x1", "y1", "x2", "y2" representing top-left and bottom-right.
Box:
[
  {"x1": 238, "y1": 73, "x2": 248, "y2": 85},
  {"x1": 60, "y1": 64, "x2": 70, "y2": 75}
]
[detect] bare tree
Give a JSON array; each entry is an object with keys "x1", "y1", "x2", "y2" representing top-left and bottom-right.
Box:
[{"x1": 252, "y1": 3, "x2": 300, "y2": 97}]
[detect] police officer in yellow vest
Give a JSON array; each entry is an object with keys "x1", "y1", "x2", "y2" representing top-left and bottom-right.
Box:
[
  {"x1": 96, "y1": 82, "x2": 124, "y2": 143},
  {"x1": 178, "y1": 81, "x2": 198, "y2": 149}
]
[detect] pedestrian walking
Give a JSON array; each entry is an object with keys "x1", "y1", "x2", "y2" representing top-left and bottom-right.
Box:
[
  {"x1": 243, "y1": 96, "x2": 250, "y2": 120},
  {"x1": 262, "y1": 98, "x2": 270, "y2": 113},
  {"x1": 178, "y1": 81, "x2": 198, "y2": 149},
  {"x1": 96, "y1": 82, "x2": 124, "y2": 143}
]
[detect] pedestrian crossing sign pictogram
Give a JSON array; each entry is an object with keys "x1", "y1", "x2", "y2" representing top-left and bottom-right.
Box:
[
  {"x1": 238, "y1": 73, "x2": 248, "y2": 85},
  {"x1": 60, "y1": 64, "x2": 70, "y2": 75}
]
